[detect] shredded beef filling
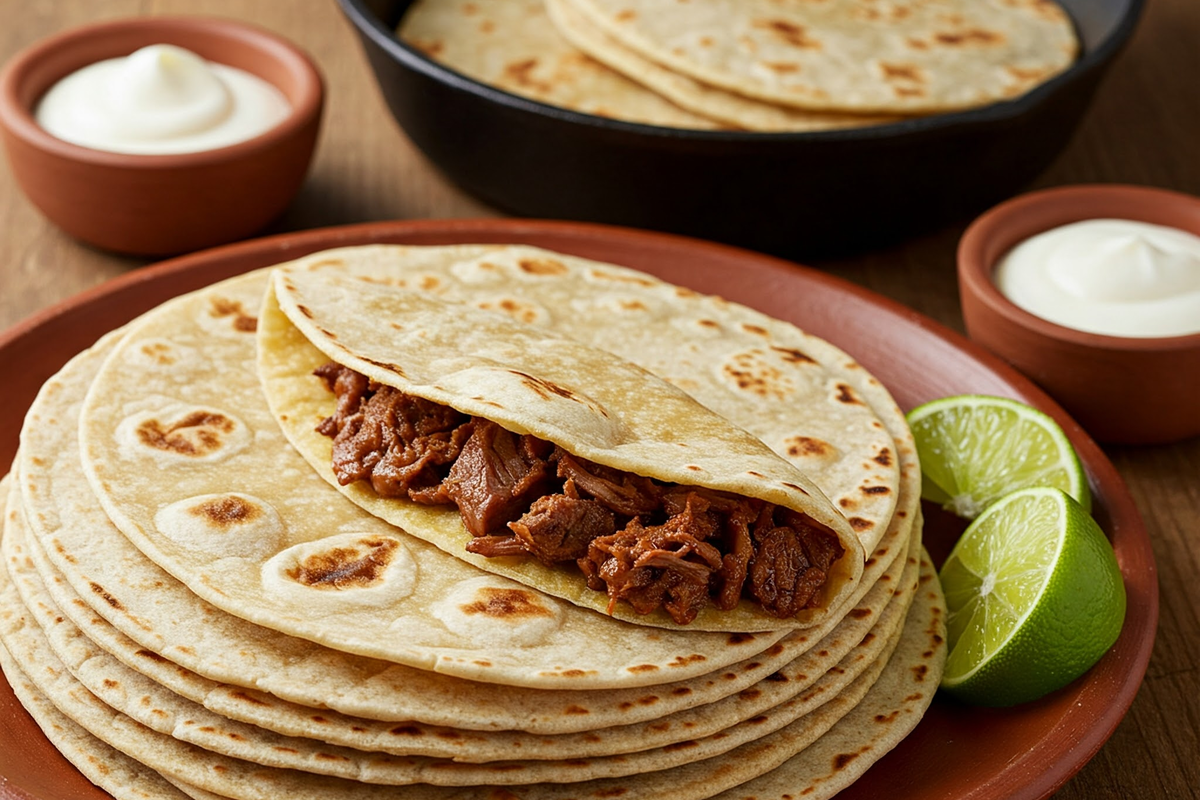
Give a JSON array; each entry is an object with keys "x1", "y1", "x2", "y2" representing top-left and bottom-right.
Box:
[{"x1": 315, "y1": 363, "x2": 844, "y2": 625}]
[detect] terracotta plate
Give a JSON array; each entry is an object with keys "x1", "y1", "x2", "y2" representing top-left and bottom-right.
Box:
[{"x1": 0, "y1": 220, "x2": 1157, "y2": 800}]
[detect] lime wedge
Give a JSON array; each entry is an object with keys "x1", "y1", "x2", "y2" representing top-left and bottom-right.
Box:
[
  {"x1": 939, "y1": 487, "x2": 1125, "y2": 706},
  {"x1": 907, "y1": 394, "x2": 1091, "y2": 519}
]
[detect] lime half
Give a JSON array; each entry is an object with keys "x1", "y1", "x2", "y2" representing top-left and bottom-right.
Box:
[
  {"x1": 907, "y1": 394, "x2": 1091, "y2": 519},
  {"x1": 939, "y1": 487, "x2": 1125, "y2": 706}
]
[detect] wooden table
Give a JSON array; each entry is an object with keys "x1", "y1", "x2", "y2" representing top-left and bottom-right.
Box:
[{"x1": 1, "y1": 2, "x2": 1196, "y2": 798}]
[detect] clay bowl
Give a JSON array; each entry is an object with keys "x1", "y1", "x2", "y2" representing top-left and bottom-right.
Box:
[
  {"x1": 958, "y1": 184, "x2": 1200, "y2": 445},
  {"x1": 0, "y1": 16, "x2": 323, "y2": 256}
]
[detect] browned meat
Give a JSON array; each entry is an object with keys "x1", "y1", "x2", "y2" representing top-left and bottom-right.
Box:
[
  {"x1": 714, "y1": 501, "x2": 758, "y2": 611},
  {"x1": 319, "y1": 380, "x2": 473, "y2": 501},
  {"x1": 445, "y1": 420, "x2": 554, "y2": 536},
  {"x1": 508, "y1": 494, "x2": 615, "y2": 565},
  {"x1": 313, "y1": 362, "x2": 845, "y2": 625},
  {"x1": 556, "y1": 450, "x2": 661, "y2": 517},
  {"x1": 465, "y1": 535, "x2": 529, "y2": 558},
  {"x1": 748, "y1": 526, "x2": 828, "y2": 618},
  {"x1": 794, "y1": 511, "x2": 845, "y2": 574},
  {"x1": 582, "y1": 495, "x2": 726, "y2": 624},
  {"x1": 314, "y1": 362, "x2": 370, "y2": 437}
]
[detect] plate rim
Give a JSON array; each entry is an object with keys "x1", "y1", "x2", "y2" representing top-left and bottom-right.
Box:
[{"x1": 0, "y1": 217, "x2": 1158, "y2": 800}]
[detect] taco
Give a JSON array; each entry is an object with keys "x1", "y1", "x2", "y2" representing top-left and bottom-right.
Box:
[
  {"x1": 257, "y1": 252, "x2": 884, "y2": 630},
  {"x1": 75, "y1": 273, "x2": 792, "y2": 684}
]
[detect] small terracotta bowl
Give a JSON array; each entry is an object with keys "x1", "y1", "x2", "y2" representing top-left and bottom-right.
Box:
[
  {"x1": 0, "y1": 17, "x2": 323, "y2": 256},
  {"x1": 959, "y1": 184, "x2": 1200, "y2": 445}
]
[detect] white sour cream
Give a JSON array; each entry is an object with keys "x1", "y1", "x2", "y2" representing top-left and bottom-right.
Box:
[
  {"x1": 35, "y1": 44, "x2": 290, "y2": 155},
  {"x1": 994, "y1": 218, "x2": 1200, "y2": 338}
]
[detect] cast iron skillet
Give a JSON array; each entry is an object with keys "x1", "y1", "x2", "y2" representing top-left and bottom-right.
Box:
[{"x1": 336, "y1": 0, "x2": 1143, "y2": 258}]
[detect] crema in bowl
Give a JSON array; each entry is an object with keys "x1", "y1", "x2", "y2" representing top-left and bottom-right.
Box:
[{"x1": 36, "y1": 44, "x2": 289, "y2": 154}]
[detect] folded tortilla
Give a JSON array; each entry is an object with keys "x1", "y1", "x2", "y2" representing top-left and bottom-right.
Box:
[
  {"x1": 260, "y1": 260, "x2": 869, "y2": 630},
  {"x1": 76, "y1": 272, "x2": 794, "y2": 684}
]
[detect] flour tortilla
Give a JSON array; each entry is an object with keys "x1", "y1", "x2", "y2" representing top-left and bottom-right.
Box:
[
  {"x1": 259, "y1": 244, "x2": 906, "y2": 630},
  {"x1": 75, "y1": 274, "x2": 791, "y2": 685},
  {"x1": 0, "y1": 538, "x2": 944, "y2": 800},
  {"x1": 259, "y1": 244, "x2": 904, "y2": 559},
  {"x1": 0, "y1": 510, "x2": 913, "y2": 784},
  {"x1": 23, "y1": 248, "x2": 907, "y2": 719},
  {"x1": 398, "y1": 0, "x2": 722, "y2": 129},
  {"x1": 0, "y1": 476, "x2": 192, "y2": 800},
  {"x1": 708, "y1": 557, "x2": 946, "y2": 800},
  {"x1": 0, "y1": 659, "x2": 200, "y2": 799},
  {"x1": 23, "y1": 308, "x2": 912, "y2": 734},
  {"x1": 566, "y1": 0, "x2": 1079, "y2": 114},
  {"x1": 263, "y1": 265, "x2": 863, "y2": 630},
  {"x1": 546, "y1": 0, "x2": 901, "y2": 132},
  {"x1": 9, "y1": 481, "x2": 918, "y2": 762}
]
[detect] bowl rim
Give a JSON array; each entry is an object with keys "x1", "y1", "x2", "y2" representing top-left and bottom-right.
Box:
[
  {"x1": 957, "y1": 183, "x2": 1200, "y2": 351},
  {"x1": 335, "y1": 0, "x2": 1145, "y2": 142},
  {"x1": 0, "y1": 15, "x2": 324, "y2": 168}
]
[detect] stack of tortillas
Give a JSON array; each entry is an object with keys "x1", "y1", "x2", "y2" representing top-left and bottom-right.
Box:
[
  {"x1": 0, "y1": 243, "x2": 946, "y2": 800},
  {"x1": 398, "y1": 0, "x2": 1079, "y2": 131}
]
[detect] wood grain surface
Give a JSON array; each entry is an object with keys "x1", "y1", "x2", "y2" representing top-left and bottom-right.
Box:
[{"x1": 0, "y1": 2, "x2": 1196, "y2": 799}]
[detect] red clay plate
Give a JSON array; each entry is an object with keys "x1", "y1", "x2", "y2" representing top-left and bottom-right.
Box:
[{"x1": 0, "y1": 220, "x2": 1156, "y2": 800}]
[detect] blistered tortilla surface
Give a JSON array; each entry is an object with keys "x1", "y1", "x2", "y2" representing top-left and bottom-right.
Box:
[{"x1": 566, "y1": 0, "x2": 1078, "y2": 113}]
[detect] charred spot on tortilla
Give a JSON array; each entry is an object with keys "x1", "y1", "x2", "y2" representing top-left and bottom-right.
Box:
[
  {"x1": 508, "y1": 371, "x2": 604, "y2": 417},
  {"x1": 355, "y1": 356, "x2": 407, "y2": 379},
  {"x1": 518, "y1": 257, "x2": 568, "y2": 275},
  {"x1": 286, "y1": 537, "x2": 400, "y2": 590},
  {"x1": 476, "y1": 298, "x2": 544, "y2": 324},
  {"x1": 587, "y1": 269, "x2": 657, "y2": 287},
  {"x1": 722, "y1": 350, "x2": 795, "y2": 399},
  {"x1": 389, "y1": 725, "x2": 424, "y2": 736},
  {"x1": 835, "y1": 383, "x2": 863, "y2": 404},
  {"x1": 459, "y1": 587, "x2": 556, "y2": 619},
  {"x1": 189, "y1": 495, "x2": 263, "y2": 527},
  {"x1": 135, "y1": 411, "x2": 236, "y2": 457},
  {"x1": 880, "y1": 62, "x2": 925, "y2": 83},
  {"x1": 139, "y1": 342, "x2": 176, "y2": 365},
  {"x1": 934, "y1": 27, "x2": 1005, "y2": 46},
  {"x1": 771, "y1": 345, "x2": 815, "y2": 364},
  {"x1": 753, "y1": 18, "x2": 823, "y2": 49},
  {"x1": 312, "y1": 362, "x2": 846, "y2": 625},
  {"x1": 762, "y1": 60, "x2": 802, "y2": 73},
  {"x1": 785, "y1": 436, "x2": 837, "y2": 460},
  {"x1": 502, "y1": 57, "x2": 552, "y2": 92},
  {"x1": 89, "y1": 582, "x2": 124, "y2": 611},
  {"x1": 207, "y1": 297, "x2": 257, "y2": 332}
]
